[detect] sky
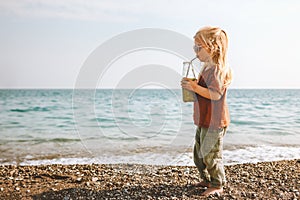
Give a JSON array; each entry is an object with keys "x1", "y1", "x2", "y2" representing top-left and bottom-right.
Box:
[{"x1": 0, "y1": 0, "x2": 300, "y2": 89}]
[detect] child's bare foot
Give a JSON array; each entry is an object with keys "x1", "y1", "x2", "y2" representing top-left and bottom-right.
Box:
[
  {"x1": 201, "y1": 187, "x2": 223, "y2": 196},
  {"x1": 192, "y1": 181, "x2": 210, "y2": 187}
]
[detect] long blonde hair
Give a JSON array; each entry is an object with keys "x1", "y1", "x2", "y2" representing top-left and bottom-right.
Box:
[{"x1": 194, "y1": 26, "x2": 232, "y2": 87}]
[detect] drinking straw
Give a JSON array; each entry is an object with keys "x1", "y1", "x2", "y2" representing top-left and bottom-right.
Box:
[{"x1": 185, "y1": 57, "x2": 197, "y2": 78}]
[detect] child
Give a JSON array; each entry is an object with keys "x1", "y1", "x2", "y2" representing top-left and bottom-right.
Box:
[{"x1": 181, "y1": 26, "x2": 232, "y2": 196}]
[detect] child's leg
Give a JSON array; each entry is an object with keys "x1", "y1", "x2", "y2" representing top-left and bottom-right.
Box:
[
  {"x1": 193, "y1": 127, "x2": 210, "y2": 184},
  {"x1": 201, "y1": 128, "x2": 226, "y2": 189}
]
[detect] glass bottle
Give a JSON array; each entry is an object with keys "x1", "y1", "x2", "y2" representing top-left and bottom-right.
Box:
[{"x1": 182, "y1": 61, "x2": 197, "y2": 102}]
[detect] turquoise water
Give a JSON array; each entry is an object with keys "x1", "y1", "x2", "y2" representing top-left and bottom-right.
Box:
[{"x1": 0, "y1": 89, "x2": 299, "y2": 165}]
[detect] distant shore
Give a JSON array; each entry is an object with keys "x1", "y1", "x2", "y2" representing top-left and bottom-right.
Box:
[{"x1": 0, "y1": 159, "x2": 299, "y2": 199}]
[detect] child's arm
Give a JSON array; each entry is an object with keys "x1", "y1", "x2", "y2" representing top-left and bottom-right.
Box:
[
  {"x1": 181, "y1": 78, "x2": 222, "y2": 100},
  {"x1": 193, "y1": 84, "x2": 222, "y2": 100}
]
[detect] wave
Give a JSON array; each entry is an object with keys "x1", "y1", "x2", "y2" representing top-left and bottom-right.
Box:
[
  {"x1": 2, "y1": 138, "x2": 81, "y2": 144},
  {"x1": 10, "y1": 106, "x2": 53, "y2": 112},
  {"x1": 1, "y1": 144, "x2": 299, "y2": 166}
]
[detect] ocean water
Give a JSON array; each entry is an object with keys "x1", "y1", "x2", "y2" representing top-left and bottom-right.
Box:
[{"x1": 0, "y1": 89, "x2": 299, "y2": 166}]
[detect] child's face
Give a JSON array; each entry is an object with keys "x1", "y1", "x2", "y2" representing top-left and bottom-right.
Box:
[{"x1": 194, "y1": 40, "x2": 211, "y2": 62}]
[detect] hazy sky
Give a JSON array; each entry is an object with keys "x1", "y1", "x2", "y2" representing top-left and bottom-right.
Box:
[{"x1": 0, "y1": 0, "x2": 300, "y2": 89}]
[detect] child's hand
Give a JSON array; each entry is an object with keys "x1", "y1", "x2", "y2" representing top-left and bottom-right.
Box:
[{"x1": 181, "y1": 78, "x2": 198, "y2": 92}]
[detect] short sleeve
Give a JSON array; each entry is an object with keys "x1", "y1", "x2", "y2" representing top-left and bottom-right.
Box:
[{"x1": 206, "y1": 67, "x2": 225, "y2": 96}]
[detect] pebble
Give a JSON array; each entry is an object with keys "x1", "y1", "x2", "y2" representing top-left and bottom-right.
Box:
[
  {"x1": 76, "y1": 177, "x2": 82, "y2": 182},
  {"x1": 0, "y1": 159, "x2": 298, "y2": 199},
  {"x1": 91, "y1": 177, "x2": 98, "y2": 182}
]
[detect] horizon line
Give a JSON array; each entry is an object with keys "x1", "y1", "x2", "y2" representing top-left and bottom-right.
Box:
[{"x1": 0, "y1": 87, "x2": 300, "y2": 90}]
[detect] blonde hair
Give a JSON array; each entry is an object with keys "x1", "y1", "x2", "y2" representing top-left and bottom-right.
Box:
[{"x1": 194, "y1": 26, "x2": 232, "y2": 87}]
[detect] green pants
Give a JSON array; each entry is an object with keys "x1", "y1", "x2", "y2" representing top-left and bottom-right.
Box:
[{"x1": 193, "y1": 126, "x2": 226, "y2": 188}]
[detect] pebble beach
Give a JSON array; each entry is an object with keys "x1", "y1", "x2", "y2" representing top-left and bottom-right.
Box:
[{"x1": 0, "y1": 159, "x2": 299, "y2": 200}]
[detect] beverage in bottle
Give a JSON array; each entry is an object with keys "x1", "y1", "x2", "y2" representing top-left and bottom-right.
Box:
[{"x1": 182, "y1": 61, "x2": 197, "y2": 102}]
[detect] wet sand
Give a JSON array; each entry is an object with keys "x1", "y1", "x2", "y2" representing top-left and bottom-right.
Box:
[{"x1": 0, "y1": 159, "x2": 299, "y2": 199}]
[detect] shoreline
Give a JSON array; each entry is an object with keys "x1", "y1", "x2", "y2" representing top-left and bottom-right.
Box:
[
  {"x1": 1, "y1": 144, "x2": 300, "y2": 167},
  {"x1": 0, "y1": 159, "x2": 299, "y2": 199}
]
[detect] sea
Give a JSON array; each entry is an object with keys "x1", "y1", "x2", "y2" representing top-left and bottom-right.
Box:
[{"x1": 0, "y1": 89, "x2": 299, "y2": 166}]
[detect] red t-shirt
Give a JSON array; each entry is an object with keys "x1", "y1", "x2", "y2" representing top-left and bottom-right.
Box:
[{"x1": 193, "y1": 65, "x2": 230, "y2": 130}]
